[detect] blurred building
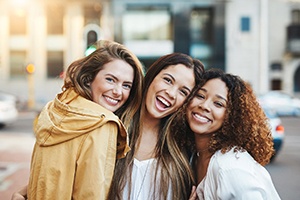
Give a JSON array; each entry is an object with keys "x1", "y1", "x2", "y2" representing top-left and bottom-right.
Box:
[{"x1": 0, "y1": 0, "x2": 299, "y2": 108}]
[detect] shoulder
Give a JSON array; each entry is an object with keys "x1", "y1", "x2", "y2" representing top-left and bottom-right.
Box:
[
  {"x1": 206, "y1": 148, "x2": 280, "y2": 199},
  {"x1": 208, "y1": 147, "x2": 272, "y2": 184},
  {"x1": 210, "y1": 147, "x2": 257, "y2": 172}
]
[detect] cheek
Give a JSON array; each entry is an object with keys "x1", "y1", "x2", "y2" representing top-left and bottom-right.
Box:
[
  {"x1": 123, "y1": 90, "x2": 131, "y2": 101},
  {"x1": 174, "y1": 96, "x2": 186, "y2": 109},
  {"x1": 216, "y1": 111, "x2": 226, "y2": 125}
]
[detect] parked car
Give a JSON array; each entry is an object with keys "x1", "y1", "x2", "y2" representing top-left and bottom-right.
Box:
[
  {"x1": 263, "y1": 106, "x2": 285, "y2": 161},
  {"x1": 259, "y1": 91, "x2": 300, "y2": 117},
  {"x1": 0, "y1": 91, "x2": 18, "y2": 128}
]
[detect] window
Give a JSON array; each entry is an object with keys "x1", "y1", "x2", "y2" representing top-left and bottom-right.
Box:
[
  {"x1": 10, "y1": 7, "x2": 27, "y2": 35},
  {"x1": 122, "y1": 5, "x2": 172, "y2": 57},
  {"x1": 292, "y1": 9, "x2": 300, "y2": 24},
  {"x1": 271, "y1": 62, "x2": 282, "y2": 71},
  {"x1": 47, "y1": 51, "x2": 64, "y2": 78},
  {"x1": 190, "y1": 8, "x2": 214, "y2": 59},
  {"x1": 271, "y1": 79, "x2": 281, "y2": 91},
  {"x1": 241, "y1": 17, "x2": 250, "y2": 32},
  {"x1": 10, "y1": 51, "x2": 27, "y2": 78},
  {"x1": 47, "y1": 4, "x2": 64, "y2": 34}
]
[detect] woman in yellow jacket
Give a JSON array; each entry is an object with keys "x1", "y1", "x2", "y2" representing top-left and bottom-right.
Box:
[{"x1": 14, "y1": 40, "x2": 144, "y2": 200}]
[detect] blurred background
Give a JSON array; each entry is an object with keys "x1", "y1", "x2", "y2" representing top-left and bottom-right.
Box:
[
  {"x1": 1, "y1": 0, "x2": 300, "y2": 106},
  {"x1": 0, "y1": 0, "x2": 300, "y2": 199}
]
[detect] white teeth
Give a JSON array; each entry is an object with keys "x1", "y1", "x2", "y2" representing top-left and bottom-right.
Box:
[
  {"x1": 157, "y1": 96, "x2": 170, "y2": 107},
  {"x1": 105, "y1": 96, "x2": 118, "y2": 104},
  {"x1": 194, "y1": 113, "x2": 210, "y2": 122}
]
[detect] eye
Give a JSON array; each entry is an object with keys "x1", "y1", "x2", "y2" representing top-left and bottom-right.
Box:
[
  {"x1": 179, "y1": 89, "x2": 189, "y2": 97},
  {"x1": 106, "y1": 77, "x2": 114, "y2": 83},
  {"x1": 214, "y1": 101, "x2": 225, "y2": 108},
  {"x1": 196, "y1": 93, "x2": 205, "y2": 99},
  {"x1": 163, "y1": 77, "x2": 172, "y2": 84},
  {"x1": 123, "y1": 84, "x2": 132, "y2": 90}
]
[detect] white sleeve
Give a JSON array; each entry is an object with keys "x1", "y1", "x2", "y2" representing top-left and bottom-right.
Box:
[{"x1": 217, "y1": 168, "x2": 280, "y2": 200}]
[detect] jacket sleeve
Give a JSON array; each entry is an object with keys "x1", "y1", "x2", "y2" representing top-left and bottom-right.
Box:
[
  {"x1": 27, "y1": 143, "x2": 77, "y2": 199},
  {"x1": 72, "y1": 121, "x2": 118, "y2": 200}
]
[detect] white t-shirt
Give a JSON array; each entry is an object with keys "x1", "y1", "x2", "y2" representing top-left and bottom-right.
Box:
[
  {"x1": 123, "y1": 158, "x2": 172, "y2": 200},
  {"x1": 196, "y1": 148, "x2": 281, "y2": 200}
]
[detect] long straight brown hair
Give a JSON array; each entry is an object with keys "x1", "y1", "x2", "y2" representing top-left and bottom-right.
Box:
[{"x1": 107, "y1": 53, "x2": 204, "y2": 200}]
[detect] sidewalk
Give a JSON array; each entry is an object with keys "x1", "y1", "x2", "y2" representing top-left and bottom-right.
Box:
[{"x1": 0, "y1": 133, "x2": 35, "y2": 200}]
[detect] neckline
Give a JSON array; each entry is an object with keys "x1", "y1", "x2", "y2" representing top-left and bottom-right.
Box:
[{"x1": 134, "y1": 157, "x2": 155, "y2": 163}]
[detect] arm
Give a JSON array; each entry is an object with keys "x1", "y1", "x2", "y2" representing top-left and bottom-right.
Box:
[{"x1": 11, "y1": 185, "x2": 27, "y2": 200}]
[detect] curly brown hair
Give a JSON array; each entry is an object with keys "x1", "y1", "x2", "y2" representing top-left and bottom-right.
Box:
[{"x1": 168, "y1": 68, "x2": 274, "y2": 166}]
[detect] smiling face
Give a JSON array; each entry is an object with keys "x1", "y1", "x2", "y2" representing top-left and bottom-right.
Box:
[
  {"x1": 90, "y1": 59, "x2": 134, "y2": 112},
  {"x1": 187, "y1": 78, "x2": 228, "y2": 135},
  {"x1": 145, "y1": 64, "x2": 195, "y2": 119}
]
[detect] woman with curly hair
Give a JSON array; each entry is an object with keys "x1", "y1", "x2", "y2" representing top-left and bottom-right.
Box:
[{"x1": 167, "y1": 68, "x2": 280, "y2": 200}]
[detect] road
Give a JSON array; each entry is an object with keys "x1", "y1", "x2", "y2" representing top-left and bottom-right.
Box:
[
  {"x1": 0, "y1": 112, "x2": 299, "y2": 199},
  {"x1": 266, "y1": 116, "x2": 300, "y2": 200}
]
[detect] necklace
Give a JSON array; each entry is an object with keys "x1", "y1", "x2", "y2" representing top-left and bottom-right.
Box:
[
  {"x1": 135, "y1": 159, "x2": 152, "y2": 200},
  {"x1": 196, "y1": 147, "x2": 209, "y2": 156}
]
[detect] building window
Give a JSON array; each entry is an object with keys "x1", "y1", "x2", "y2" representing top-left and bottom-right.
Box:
[
  {"x1": 271, "y1": 62, "x2": 282, "y2": 71},
  {"x1": 190, "y1": 8, "x2": 214, "y2": 59},
  {"x1": 122, "y1": 5, "x2": 172, "y2": 58},
  {"x1": 241, "y1": 16, "x2": 250, "y2": 32},
  {"x1": 271, "y1": 79, "x2": 281, "y2": 90},
  {"x1": 10, "y1": 7, "x2": 27, "y2": 35},
  {"x1": 47, "y1": 4, "x2": 64, "y2": 34},
  {"x1": 84, "y1": 3, "x2": 102, "y2": 26},
  {"x1": 10, "y1": 51, "x2": 27, "y2": 78},
  {"x1": 47, "y1": 51, "x2": 64, "y2": 78},
  {"x1": 292, "y1": 9, "x2": 300, "y2": 24}
]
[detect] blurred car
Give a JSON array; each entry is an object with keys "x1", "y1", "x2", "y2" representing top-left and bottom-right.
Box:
[
  {"x1": 263, "y1": 106, "x2": 285, "y2": 161},
  {"x1": 0, "y1": 91, "x2": 18, "y2": 128},
  {"x1": 259, "y1": 91, "x2": 300, "y2": 117}
]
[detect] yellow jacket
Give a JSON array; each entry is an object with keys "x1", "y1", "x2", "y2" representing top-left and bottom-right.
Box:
[{"x1": 27, "y1": 88, "x2": 130, "y2": 200}]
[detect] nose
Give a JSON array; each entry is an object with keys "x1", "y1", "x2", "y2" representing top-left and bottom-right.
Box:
[
  {"x1": 112, "y1": 84, "x2": 122, "y2": 96},
  {"x1": 166, "y1": 87, "x2": 177, "y2": 100},
  {"x1": 198, "y1": 100, "x2": 210, "y2": 112}
]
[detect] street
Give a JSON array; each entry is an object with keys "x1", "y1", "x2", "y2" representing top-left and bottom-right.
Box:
[
  {"x1": 266, "y1": 117, "x2": 300, "y2": 200},
  {"x1": 0, "y1": 112, "x2": 300, "y2": 200}
]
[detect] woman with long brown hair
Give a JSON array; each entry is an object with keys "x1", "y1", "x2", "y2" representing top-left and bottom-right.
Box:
[{"x1": 108, "y1": 53, "x2": 204, "y2": 200}]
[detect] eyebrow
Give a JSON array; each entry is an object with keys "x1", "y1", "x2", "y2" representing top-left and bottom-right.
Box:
[
  {"x1": 163, "y1": 73, "x2": 192, "y2": 92},
  {"x1": 106, "y1": 73, "x2": 133, "y2": 84},
  {"x1": 199, "y1": 88, "x2": 228, "y2": 102}
]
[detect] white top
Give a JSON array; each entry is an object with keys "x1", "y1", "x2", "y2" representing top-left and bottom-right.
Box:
[
  {"x1": 196, "y1": 147, "x2": 281, "y2": 200},
  {"x1": 123, "y1": 158, "x2": 172, "y2": 200}
]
